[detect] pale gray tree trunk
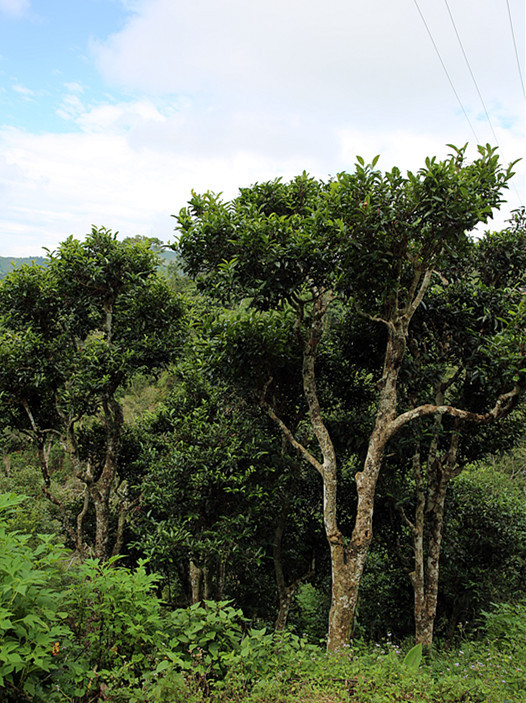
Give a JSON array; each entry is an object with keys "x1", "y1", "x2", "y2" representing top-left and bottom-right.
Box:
[{"x1": 264, "y1": 275, "x2": 519, "y2": 651}]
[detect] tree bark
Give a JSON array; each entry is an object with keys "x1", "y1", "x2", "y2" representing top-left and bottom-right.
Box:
[
  {"x1": 264, "y1": 272, "x2": 520, "y2": 651},
  {"x1": 273, "y1": 496, "x2": 295, "y2": 631},
  {"x1": 406, "y1": 378, "x2": 519, "y2": 650},
  {"x1": 88, "y1": 395, "x2": 123, "y2": 560},
  {"x1": 189, "y1": 559, "x2": 203, "y2": 604}
]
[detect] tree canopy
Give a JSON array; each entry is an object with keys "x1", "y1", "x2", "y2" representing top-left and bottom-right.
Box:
[
  {"x1": 0, "y1": 227, "x2": 184, "y2": 558},
  {"x1": 175, "y1": 145, "x2": 522, "y2": 649}
]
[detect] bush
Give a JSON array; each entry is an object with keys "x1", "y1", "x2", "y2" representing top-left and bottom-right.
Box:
[
  {"x1": 0, "y1": 493, "x2": 71, "y2": 701},
  {"x1": 137, "y1": 601, "x2": 318, "y2": 701},
  {"x1": 481, "y1": 599, "x2": 526, "y2": 650},
  {"x1": 439, "y1": 464, "x2": 526, "y2": 638},
  {"x1": 57, "y1": 555, "x2": 168, "y2": 698},
  {"x1": 0, "y1": 492, "x2": 174, "y2": 701}
]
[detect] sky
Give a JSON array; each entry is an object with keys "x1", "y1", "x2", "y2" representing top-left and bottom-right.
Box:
[{"x1": 0, "y1": 0, "x2": 524, "y2": 256}]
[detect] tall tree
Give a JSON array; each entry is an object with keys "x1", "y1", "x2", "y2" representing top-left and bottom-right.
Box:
[
  {"x1": 386, "y1": 221, "x2": 526, "y2": 648},
  {"x1": 176, "y1": 145, "x2": 519, "y2": 649},
  {"x1": 0, "y1": 228, "x2": 183, "y2": 559}
]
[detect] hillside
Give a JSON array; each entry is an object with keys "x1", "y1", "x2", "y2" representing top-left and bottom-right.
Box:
[
  {"x1": 0, "y1": 256, "x2": 47, "y2": 279},
  {"x1": 0, "y1": 250, "x2": 178, "y2": 279}
]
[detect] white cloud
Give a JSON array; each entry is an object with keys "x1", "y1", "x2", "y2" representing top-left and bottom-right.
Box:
[
  {"x1": 64, "y1": 82, "x2": 85, "y2": 94},
  {"x1": 93, "y1": 0, "x2": 524, "y2": 131},
  {"x1": 55, "y1": 87, "x2": 173, "y2": 134},
  {"x1": 56, "y1": 94, "x2": 85, "y2": 121},
  {"x1": 88, "y1": 0, "x2": 524, "y2": 215},
  {"x1": 0, "y1": 0, "x2": 523, "y2": 255},
  {"x1": 0, "y1": 0, "x2": 29, "y2": 18},
  {"x1": 12, "y1": 83, "x2": 36, "y2": 100},
  {"x1": 0, "y1": 102, "x2": 522, "y2": 257}
]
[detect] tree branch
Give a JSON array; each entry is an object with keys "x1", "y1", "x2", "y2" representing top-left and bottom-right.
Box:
[
  {"x1": 262, "y1": 400, "x2": 323, "y2": 475},
  {"x1": 354, "y1": 298, "x2": 390, "y2": 327},
  {"x1": 403, "y1": 268, "x2": 433, "y2": 322},
  {"x1": 388, "y1": 384, "x2": 520, "y2": 440}
]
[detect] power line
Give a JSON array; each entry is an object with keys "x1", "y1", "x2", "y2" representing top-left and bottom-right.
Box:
[
  {"x1": 442, "y1": 0, "x2": 500, "y2": 147},
  {"x1": 412, "y1": 0, "x2": 524, "y2": 208},
  {"x1": 506, "y1": 0, "x2": 526, "y2": 99},
  {"x1": 411, "y1": 0, "x2": 480, "y2": 143},
  {"x1": 442, "y1": 0, "x2": 524, "y2": 207}
]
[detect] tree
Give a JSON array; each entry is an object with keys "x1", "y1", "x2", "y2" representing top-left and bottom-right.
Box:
[
  {"x1": 176, "y1": 145, "x2": 519, "y2": 649},
  {"x1": 394, "y1": 218, "x2": 526, "y2": 648},
  {"x1": 0, "y1": 228, "x2": 183, "y2": 559}
]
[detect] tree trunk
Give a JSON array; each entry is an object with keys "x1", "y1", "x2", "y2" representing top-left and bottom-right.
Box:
[
  {"x1": 327, "y1": 535, "x2": 353, "y2": 649},
  {"x1": 91, "y1": 486, "x2": 111, "y2": 560},
  {"x1": 90, "y1": 396, "x2": 123, "y2": 560},
  {"x1": 266, "y1": 295, "x2": 414, "y2": 650},
  {"x1": 273, "y1": 496, "x2": 294, "y2": 631},
  {"x1": 411, "y1": 422, "x2": 460, "y2": 650},
  {"x1": 189, "y1": 559, "x2": 202, "y2": 603},
  {"x1": 330, "y1": 319, "x2": 408, "y2": 646}
]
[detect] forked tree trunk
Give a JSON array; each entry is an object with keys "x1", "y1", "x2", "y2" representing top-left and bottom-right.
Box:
[
  {"x1": 189, "y1": 557, "x2": 220, "y2": 603},
  {"x1": 265, "y1": 292, "x2": 417, "y2": 651},
  {"x1": 409, "y1": 457, "x2": 450, "y2": 650},
  {"x1": 88, "y1": 396, "x2": 124, "y2": 560},
  {"x1": 265, "y1": 277, "x2": 519, "y2": 651},
  {"x1": 408, "y1": 419, "x2": 461, "y2": 650},
  {"x1": 325, "y1": 317, "x2": 410, "y2": 649}
]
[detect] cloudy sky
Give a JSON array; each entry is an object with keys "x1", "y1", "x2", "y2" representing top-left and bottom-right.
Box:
[{"x1": 0, "y1": 0, "x2": 524, "y2": 256}]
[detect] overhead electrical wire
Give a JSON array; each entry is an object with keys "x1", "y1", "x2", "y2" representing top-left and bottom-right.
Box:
[
  {"x1": 442, "y1": 0, "x2": 524, "y2": 207},
  {"x1": 411, "y1": 0, "x2": 480, "y2": 143},
  {"x1": 506, "y1": 0, "x2": 526, "y2": 99},
  {"x1": 412, "y1": 0, "x2": 524, "y2": 208},
  {"x1": 442, "y1": 0, "x2": 500, "y2": 147}
]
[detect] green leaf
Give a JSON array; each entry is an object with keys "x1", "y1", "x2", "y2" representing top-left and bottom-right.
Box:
[{"x1": 403, "y1": 642, "x2": 422, "y2": 671}]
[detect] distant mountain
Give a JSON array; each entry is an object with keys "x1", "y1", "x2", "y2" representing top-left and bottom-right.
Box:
[
  {"x1": 0, "y1": 251, "x2": 178, "y2": 279},
  {"x1": 0, "y1": 256, "x2": 47, "y2": 279}
]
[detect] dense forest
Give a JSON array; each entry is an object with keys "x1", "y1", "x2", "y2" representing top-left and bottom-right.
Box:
[{"x1": 1, "y1": 146, "x2": 525, "y2": 702}]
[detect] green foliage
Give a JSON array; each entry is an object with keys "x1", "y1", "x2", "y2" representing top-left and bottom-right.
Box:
[
  {"x1": 0, "y1": 256, "x2": 47, "y2": 279},
  {"x1": 439, "y1": 464, "x2": 526, "y2": 633},
  {"x1": 0, "y1": 494, "x2": 70, "y2": 701},
  {"x1": 128, "y1": 367, "x2": 295, "y2": 612},
  {"x1": 143, "y1": 603, "x2": 319, "y2": 700},
  {"x1": 0, "y1": 446, "x2": 64, "y2": 539},
  {"x1": 0, "y1": 493, "x2": 174, "y2": 701},
  {"x1": 0, "y1": 492, "x2": 523, "y2": 703},
  {"x1": 175, "y1": 147, "x2": 519, "y2": 651},
  {"x1": 163, "y1": 600, "x2": 247, "y2": 677},
  {"x1": 138, "y1": 637, "x2": 525, "y2": 702},
  {"x1": 63, "y1": 556, "x2": 166, "y2": 691},
  {"x1": 476, "y1": 207, "x2": 526, "y2": 288},
  {"x1": 481, "y1": 599, "x2": 526, "y2": 650},
  {"x1": 0, "y1": 227, "x2": 185, "y2": 557},
  {"x1": 289, "y1": 582, "x2": 330, "y2": 642},
  {"x1": 177, "y1": 146, "x2": 515, "y2": 318}
]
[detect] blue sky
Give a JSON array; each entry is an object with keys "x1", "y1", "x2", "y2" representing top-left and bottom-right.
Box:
[
  {"x1": 0, "y1": 0, "x2": 524, "y2": 255},
  {"x1": 0, "y1": 1, "x2": 126, "y2": 131}
]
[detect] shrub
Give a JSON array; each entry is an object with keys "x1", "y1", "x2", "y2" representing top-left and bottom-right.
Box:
[
  {"x1": 60, "y1": 555, "x2": 167, "y2": 698},
  {"x1": 481, "y1": 598, "x2": 526, "y2": 650},
  {"x1": 0, "y1": 493, "x2": 71, "y2": 701},
  {"x1": 439, "y1": 464, "x2": 526, "y2": 638}
]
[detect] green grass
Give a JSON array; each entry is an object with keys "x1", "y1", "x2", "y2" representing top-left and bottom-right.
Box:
[{"x1": 108, "y1": 637, "x2": 526, "y2": 703}]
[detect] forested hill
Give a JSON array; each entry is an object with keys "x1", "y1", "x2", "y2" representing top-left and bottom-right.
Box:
[
  {"x1": 0, "y1": 256, "x2": 47, "y2": 278},
  {"x1": 0, "y1": 249, "x2": 178, "y2": 279}
]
